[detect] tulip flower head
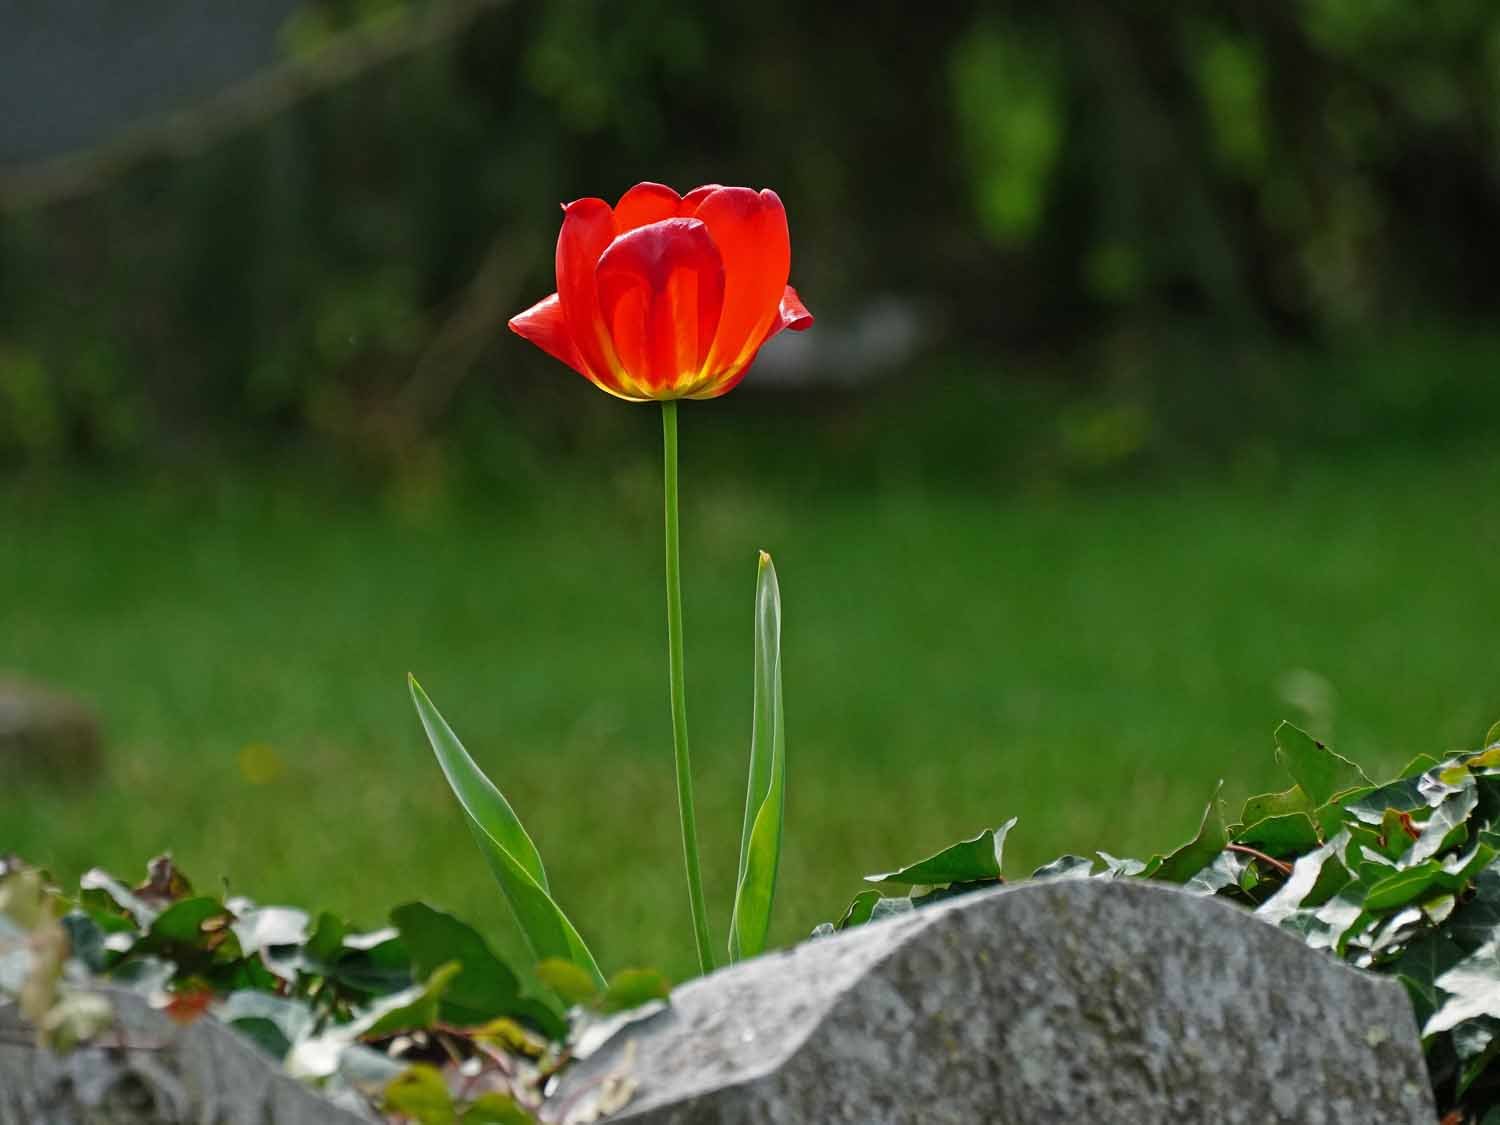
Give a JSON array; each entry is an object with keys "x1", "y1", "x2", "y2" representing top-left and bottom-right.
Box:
[{"x1": 510, "y1": 182, "x2": 813, "y2": 401}]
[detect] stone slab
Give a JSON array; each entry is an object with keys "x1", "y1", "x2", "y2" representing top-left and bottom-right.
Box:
[
  {"x1": 0, "y1": 986, "x2": 370, "y2": 1125},
  {"x1": 549, "y1": 879, "x2": 1435, "y2": 1124}
]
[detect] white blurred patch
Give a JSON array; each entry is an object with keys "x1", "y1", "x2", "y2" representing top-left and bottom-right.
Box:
[
  {"x1": 1275, "y1": 668, "x2": 1338, "y2": 739},
  {"x1": 752, "y1": 295, "x2": 928, "y2": 387}
]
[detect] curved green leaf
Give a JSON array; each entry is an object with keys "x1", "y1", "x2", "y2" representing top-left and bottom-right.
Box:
[
  {"x1": 866, "y1": 819, "x2": 1017, "y2": 886},
  {"x1": 600, "y1": 967, "x2": 671, "y2": 1013},
  {"x1": 390, "y1": 902, "x2": 547, "y2": 1031},
  {"x1": 1152, "y1": 782, "x2": 1227, "y2": 884},
  {"x1": 730, "y1": 552, "x2": 787, "y2": 963},
  {"x1": 408, "y1": 676, "x2": 603, "y2": 989},
  {"x1": 836, "y1": 888, "x2": 882, "y2": 930},
  {"x1": 535, "y1": 958, "x2": 600, "y2": 1006},
  {"x1": 1274, "y1": 721, "x2": 1371, "y2": 808},
  {"x1": 409, "y1": 676, "x2": 546, "y2": 890}
]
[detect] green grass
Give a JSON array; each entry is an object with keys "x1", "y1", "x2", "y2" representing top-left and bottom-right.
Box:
[{"x1": 2, "y1": 437, "x2": 1498, "y2": 983}]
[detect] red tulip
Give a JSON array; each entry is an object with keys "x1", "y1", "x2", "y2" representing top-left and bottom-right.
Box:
[{"x1": 509, "y1": 182, "x2": 814, "y2": 401}]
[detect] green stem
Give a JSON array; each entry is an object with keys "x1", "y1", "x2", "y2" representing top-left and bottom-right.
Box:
[{"x1": 662, "y1": 400, "x2": 715, "y2": 974}]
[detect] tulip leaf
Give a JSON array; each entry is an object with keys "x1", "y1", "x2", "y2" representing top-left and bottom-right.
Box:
[
  {"x1": 730, "y1": 552, "x2": 788, "y2": 963},
  {"x1": 408, "y1": 676, "x2": 603, "y2": 989}
]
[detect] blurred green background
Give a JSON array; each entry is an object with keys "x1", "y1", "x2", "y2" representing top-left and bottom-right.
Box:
[{"x1": 2, "y1": 0, "x2": 1498, "y2": 982}]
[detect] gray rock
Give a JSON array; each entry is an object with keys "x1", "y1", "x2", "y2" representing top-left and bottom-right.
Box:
[
  {"x1": 549, "y1": 880, "x2": 1434, "y2": 1124},
  {"x1": 0, "y1": 987, "x2": 370, "y2": 1125},
  {"x1": 0, "y1": 676, "x2": 101, "y2": 785}
]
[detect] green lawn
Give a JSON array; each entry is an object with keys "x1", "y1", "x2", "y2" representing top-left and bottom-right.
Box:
[{"x1": 3, "y1": 438, "x2": 1497, "y2": 983}]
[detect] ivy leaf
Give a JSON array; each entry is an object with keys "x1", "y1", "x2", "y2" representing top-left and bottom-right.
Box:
[
  {"x1": 1184, "y1": 850, "x2": 1246, "y2": 897},
  {"x1": 133, "y1": 856, "x2": 193, "y2": 910},
  {"x1": 1308, "y1": 889, "x2": 1373, "y2": 956},
  {"x1": 286, "y1": 962, "x2": 461, "y2": 1080},
  {"x1": 462, "y1": 1094, "x2": 536, "y2": 1124},
  {"x1": 1400, "y1": 753, "x2": 1442, "y2": 779},
  {"x1": 1233, "y1": 812, "x2": 1318, "y2": 856},
  {"x1": 911, "y1": 879, "x2": 1000, "y2": 909},
  {"x1": 1240, "y1": 786, "x2": 1311, "y2": 830},
  {"x1": 1152, "y1": 783, "x2": 1227, "y2": 884},
  {"x1": 1367, "y1": 907, "x2": 1426, "y2": 957},
  {"x1": 1447, "y1": 867, "x2": 1500, "y2": 952},
  {"x1": 79, "y1": 868, "x2": 157, "y2": 928},
  {"x1": 1396, "y1": 929, "x2": 1466, "y2": 1030},
  {"x1": 1427, "y1": 940, "x2": 1500, "y2": 1036},
  {"x1": 835, "y1": 889, "x2": 881, "y2": 930},
  {"x1": 865, "y1": 818, "x2": 1016, "y2": 886},
  {"x1": 869, "y1": 897, "x2": 914, "y2": 923},
  {"x1": 1256, "y1": 834, "x2": 1349, "y2": 929},
  {"x1": 231, "y1": 906, "x2": 310, "y2": 983},
  {"x1": 1096, "y1": 852, "x2": 1150, "y2": 879},
  {"x1": 730, "y1": 552, "x2": 788, "y2": 964},
  {"x1": 141, "y1": 897, "x2": 227, "y2": 949},
  {"x1": 328, "y1": 930, "x2": 412, "y2": 997},
  {"x1": 1459, "y1": 1036, "x2": 1500, "y2": 1099},
  {"x1": 409, "y1": 676, "x2": 603, "y2": 989},
  {"x1": 216, "y1": 990, "x2": 315, "y2": 1059},
  {"x1": 600, "y1": 968, "x2": 671, "y2": 1014},
  {"x1": 360, "y1": 960, "x2": 462, "y2": 1040},
  {"x1": 1364, "y1": 862, "x2": 1446, "y2": 912},
  {"x1": 60, "y1": 912, "x2": 113, "y2": 973},
  {"x1": 1274, "y1": 722, "x2": 1371, "y2": 808},
  {"x1": 231, "y1": 906, "x2": 308, "y2": 954},
  {"x1": 391, "y1": 902, "x2": 524, "y2": 1028},
  {"x1": 1408, "y1": 783, "x2": 1479, "y2": 865},
  {"x1": 536, "y1": 958, "x2": 600, "y2": 1007},
  {"x1": 303, "y1": 912, "x2": 348, "y2": 967},
  {"x1": 1032, "y1": 855, "x2": 1095, "y2": 880},
  {"x1": 1344, "y1": 776, "x2": 1428, "y2": 826},
  {"x1": 383, "y1": 1064, "x2": 455, "y2": 1124}
]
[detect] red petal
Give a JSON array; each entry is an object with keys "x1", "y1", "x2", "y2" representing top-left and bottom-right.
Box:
[
  {"x1": 691, "y1": 188, "x2": 790, "y2": 375},
  {"x1": 680, "y1": 184, "x2": 723, "y2": 213},
  {"x1": 595, "y1": 218, "x2": 725, "y2": 396},
  {"x1": 508, "y1": 293, "x2": 589, "y2": 376},
  {"x1": 769, "y1": 285, "x2": 814, "y2": 337},
  {"x1": 555, "y1": 197, "x2": 626, "y2": 393},
  {"x1": 613, "y1": 182, "x2": 682, "y2": 232}
]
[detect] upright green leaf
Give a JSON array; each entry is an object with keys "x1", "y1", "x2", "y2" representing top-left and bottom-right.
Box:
[
  {"x1": 408, "y1": 676, "x2": 603, "y2": 989},
  {"x1": 730, "y1": 552, "x2": 788, "y2": 963},
  {"x1": 409, "y1": 676, "x2": 547, "y2": 890},
  {"x1": 1274, "y1": 721, "x2": 1371, "y2": 807}
]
